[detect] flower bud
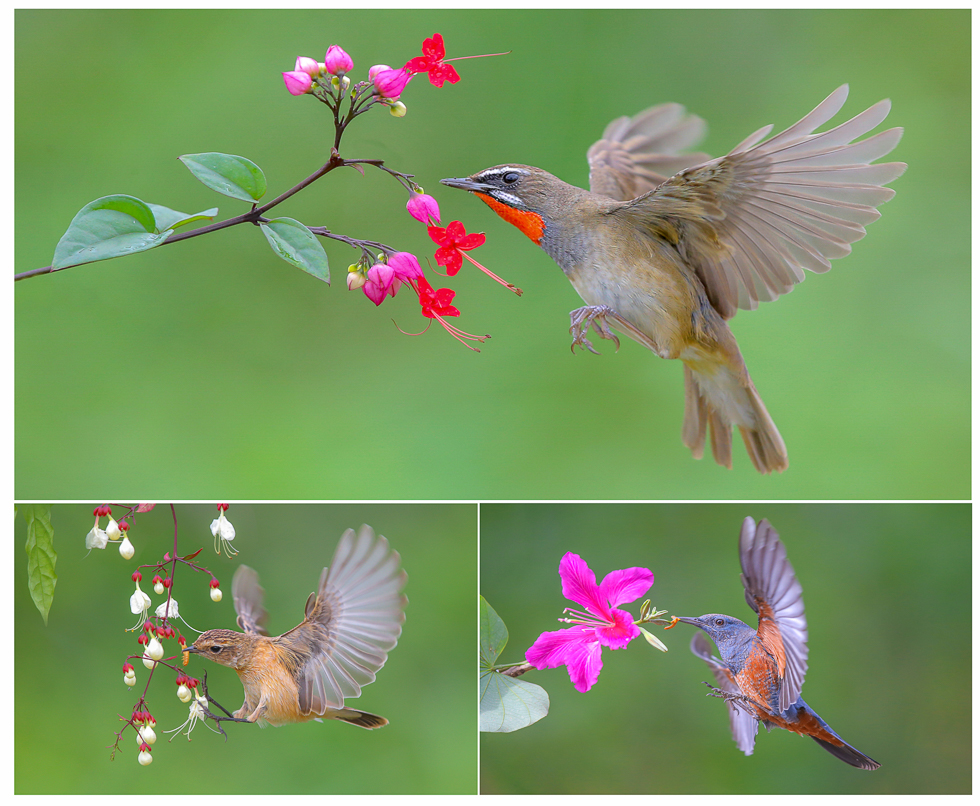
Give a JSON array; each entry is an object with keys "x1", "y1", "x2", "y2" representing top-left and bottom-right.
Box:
[
  {"x1": 294, "y1": 55, "x2": 320, "y2": 77},
  {"x1": 324, "y1": 45, "x2": 354, "y2": 76},
  {"x1": 283, "y1": 70, "x2": 314, "y2": 96},
  {"x1": 407, "y1": 193, "x2": 440, "y2": 224},
  {"x1": 106, "y1": 518, "x2": 121, "y2": 541},
  {"x1": 347, "y1": 268, "x2": 367, "y2": 291},
  {"x1": 210, "y1": 586, "x2": 223, "y2": 603},
  {"x1": 136, "y1": 724, "x2": 157, "y2": 745},
  {"x1": 177, "y1": 683, "x2": 192, "y2": 703},
  {"x1": 138, "y1": 748, "x2": 152, "y2": 766},
  {"x1": 389, "y1": 100, "x2": 407, "y2": 117},
  {"x1": 373, "y1": 67, "x2": 411, "y2": 99},
  {"x1": 119, "y1": 536, "x2": 135, "y2": 560},
  {"x1": 152, "y1": 576, "x2": 164, "y2": 595}
]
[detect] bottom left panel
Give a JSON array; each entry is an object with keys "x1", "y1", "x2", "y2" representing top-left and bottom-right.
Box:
[{"x1": 14, "y1": 502, "x2": 477, "y2": 795}]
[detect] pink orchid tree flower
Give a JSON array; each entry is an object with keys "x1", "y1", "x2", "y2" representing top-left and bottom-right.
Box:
[
  {"x1": 525, "y1": 552, "x2": 654, "y2": 693},
  {"x1": 362, "y1": 263, "x2": 396, "y2": 306}
]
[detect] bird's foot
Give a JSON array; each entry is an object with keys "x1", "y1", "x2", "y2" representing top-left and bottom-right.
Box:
[
  {"x1": 569, "y1": 306, "x2": 621, "y2": 355},
  {"x1": 197, "y1": 671, "x2": 253, "y2": 738},
  {"x1": 702, "y1": 681, "x2": 755, "y2": 717}
]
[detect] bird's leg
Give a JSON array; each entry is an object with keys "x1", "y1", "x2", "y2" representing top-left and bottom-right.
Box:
[
  {"x1": 198, "y1": 671, "x2": 252, "y2": 725},
  {"x1": 702, "y1": 681, "x2": 756, "y2": 717},
  {"x1": 569, "y1": 305, "x2": 662, "y2": 356},
  {"x1": 569, "y1": 306, "x2": 621, "y2": 354}
]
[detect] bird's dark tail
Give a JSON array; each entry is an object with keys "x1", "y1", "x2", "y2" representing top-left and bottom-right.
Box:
[
  {"x1": 810, "y1": 735, "x2": 880, "y2": 770},
  {"x1": 331, "y1": 708, "x2": 389, "y2": 729}
]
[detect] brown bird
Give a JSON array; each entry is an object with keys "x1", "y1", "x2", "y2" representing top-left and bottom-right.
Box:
[
  {"x1": 442, "y1": 85, "x2": 905, "y2": 473},
  {"x1": 186, "y1": 525, "x2": 407, "y2": 729}
]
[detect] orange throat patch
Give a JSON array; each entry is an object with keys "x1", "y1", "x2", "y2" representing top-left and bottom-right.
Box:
[{"x1": 474, "y1": 192, "x2": 545, "y2": 244}]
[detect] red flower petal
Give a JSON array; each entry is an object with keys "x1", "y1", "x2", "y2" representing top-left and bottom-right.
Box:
[
  {"x1": 456, "y1": 232, "x2": 486, "y2": 251},
  {"x1": 428, "y1": 63, "x2": 460, "y2": 88},
  {"x1": 422, "y1": 33, "x2": 446, "y2": 61}
]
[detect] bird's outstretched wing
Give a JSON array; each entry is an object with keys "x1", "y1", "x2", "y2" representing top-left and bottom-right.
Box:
[
  {"x1": 588, "y1": 103, "x2": 709, "y2": 201},
  {"x1": 279, "y1": 525, "x2": 408, "y2": 715},
  {"x1": 623, "y1": 85, "x2": 906, "y2": 318},
  {"x1": 739, "y1": 517, "x2": 808, "y2": 712},
  {"x1": 690, "y1": 632, "x2": 759, "y2": 755},
  {"x1": 232, "y1": 565, "x2": 269, "y2": 636}
]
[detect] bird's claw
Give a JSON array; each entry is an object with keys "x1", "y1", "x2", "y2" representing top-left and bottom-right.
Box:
[
  {"x1": 569, "y1": 306, "x2": 621, "y2": 355},
  {"x1": 702, "y1": 682, "x2": 755, "y2": 716}
]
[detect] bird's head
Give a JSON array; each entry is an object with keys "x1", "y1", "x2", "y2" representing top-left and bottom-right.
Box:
[
  {"x1": 441, "y1": 165, "x2": 569, "y2": 246},
  {"x1": 674, "y1": 614, "x2": 753, "y2": 651},
  {"x1": 186, "y1": 628, "x2": 249, "y2": 670}
]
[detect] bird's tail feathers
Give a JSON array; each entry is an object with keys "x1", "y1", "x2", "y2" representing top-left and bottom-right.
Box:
[
  {"x1": 810, "y1": 734, "x2": 881, "y2": 770},
  {"x1": 327, "y1": 707, "x2": 389, "y2": 730},
  {"x1": 682, "y1": 364, "x2": 787, "y2": 474}
]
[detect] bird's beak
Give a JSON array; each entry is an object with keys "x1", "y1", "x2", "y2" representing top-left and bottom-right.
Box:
[
  {"x1": 440, "y1": 176, "x2": 495, "y2": 194},
  {"x1": 673, "y1": 616, "x2": 701, "y2": 627},
  {"x1": 184, "y1": 645, "x2": 200, "y2": 654}
]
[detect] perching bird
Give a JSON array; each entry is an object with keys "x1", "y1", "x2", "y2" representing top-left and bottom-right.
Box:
[
  {"x1": 671, "y1": 516, "x2": 879, "y2": 769},
  {"x1": 187, "y1": 525, "x2": 407, "y2": 729},
  {"x1": 442, "y1": 86, "x2": 905, "y2": 473}
]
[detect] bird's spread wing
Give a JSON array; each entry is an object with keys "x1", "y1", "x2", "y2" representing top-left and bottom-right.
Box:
[
  {"x1": 623, "y1": 85, "x2": 906, "y2": 318},
  {"x1": 232, "y1": 565, "x2": 269, "y2": 636},
  {"x1": 279, "y1": 525, "x2": 408, "y2": 715},
  {"x1": 690, "y1": 632, "x2": 759, "y2": 755},
  {"x1": 588, "y1": 103, "x2": 709, "y2": 201},
  {"x1": 738, "y1": 517, "x2": 808, "y2": 712}
]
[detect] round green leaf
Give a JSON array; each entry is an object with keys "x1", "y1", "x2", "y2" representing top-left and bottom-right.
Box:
[
  {"x1": 480, "y1": 670, "x2": 550, "y2": 732},
  {"x1": 259, "y1": 217, "x2": 330, "y2": 283},
  {"x1": 52, "y1": 194, "x2": 173, "y2": 270},
  {"x1": 179, "y1": 152, "x2": 267, "y2": 202},
  {"x1": 480, "y1": 596, "x2": 509, "y2": 666}
]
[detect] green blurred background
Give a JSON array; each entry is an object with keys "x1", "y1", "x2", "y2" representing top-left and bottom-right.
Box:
[
  {"x1": 14, "y1": 503, "x2": 477, "y2": 794},
  {"x1": 14, "y1": 9, "x2": 969, "y2": 499},
  {"x1": 480, "y1": 503, "x2": 970, "y2": 794}
]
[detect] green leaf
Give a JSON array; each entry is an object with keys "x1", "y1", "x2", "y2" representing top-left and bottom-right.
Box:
[
  {"x1": 147, "y1": 203, "x2": 219, "y2": 232},
  {"x1": 479, "y1": 596, "x2": 509, "y2": 666},
  {"x1": 179, "y1": 152, "x2": 267, "y2": 202},
  {"x1": 479, "y1": 669, "x2": 549, "y2": 732},
  {"x1": 259, "y1": 217, "x2": 330, "y2": 282},
  {"x1": 23, "y1": 505, "x2": 56, "y2": 625},
  {"x1": 52, "y1": 194, "x2": 174, "y2": 269}
]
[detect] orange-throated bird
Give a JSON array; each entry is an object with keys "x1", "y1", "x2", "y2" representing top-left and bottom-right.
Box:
[
  {"x1": 442, "y1": 86, "x2": 905, "y2": 473},
  {"x1": 186, "y1": 525, "x2": 407, "y2": 729}
]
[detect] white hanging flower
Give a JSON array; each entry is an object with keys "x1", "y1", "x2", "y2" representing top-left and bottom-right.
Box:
[
  {"x1": 155, "y1": 598, "x2": 179, "y2": 620},
  {"x1": 129, "y1": 583, "x2": 152, "y2": 631},
  {"x1": 210, "y1": 508, "x2": 238, "y2": 557},
  {"x1": 119, "y1": 536, "x2": 135, "y2": 559},
  {"x1": 165, "y1": 693, "x2": 220, "y2": 741},
  {"x1": 85, "y1": 523, "x2": 108, "y2": 550}
]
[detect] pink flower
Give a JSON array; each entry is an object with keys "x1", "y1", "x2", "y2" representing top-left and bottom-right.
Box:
[
  {"x1": 406, "y1": 193, "x2": 441, "y2": 224},
  {"x1": 324, "y1": 45, "x2": 353, "y2": 75},
  {"x1": 293, "y1": 56, "x2": 321, "y2": 77},
  {"x1": 363, "y1": 263, "x2": 396, "y2": 306},
  {"x1": 372, "y1": 66, "x2": 412, "y2": 99},
  {"x1": 405, "y1": 33, "x2": 461, "y2": 88},
  {"x1": 388, "y1": 252, "x2": 424, "y2": 285},
  {"x1": 428, "y1": 220, "x2": 486, "y2": 276},
  {"x1": 282, "y1": 70, "x2": 313, "y2": 96},
  {"x1": 525, "y1": 553, "x2": 654, "y2": 693}
]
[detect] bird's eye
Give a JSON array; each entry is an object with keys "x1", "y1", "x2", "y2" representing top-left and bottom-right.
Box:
[
  {"x1": 714, "y1": 618, "x2": 725, "y2": 627},
  {"x1": 210, "y1": 645, "x2": 222, "y2": 653},
  {"x1": 502, "y1": 171, "x2": 520, "y2": 184}
]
